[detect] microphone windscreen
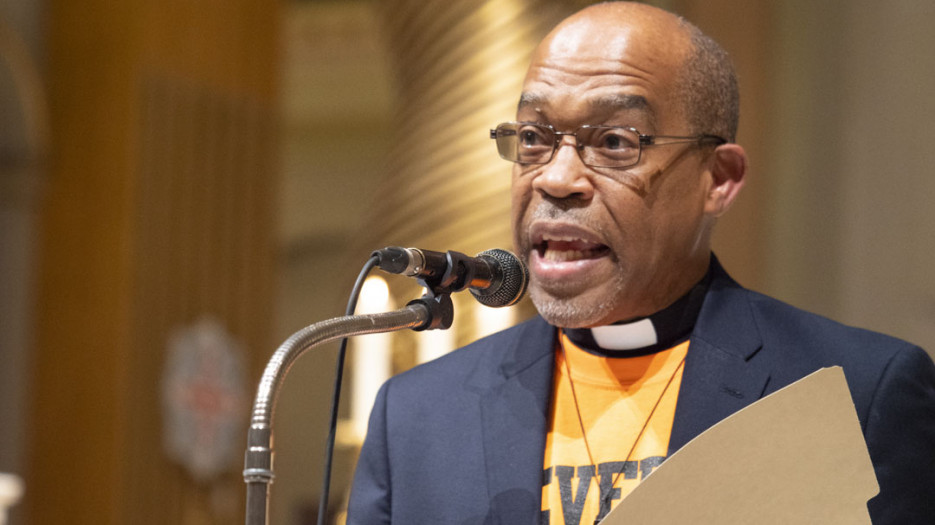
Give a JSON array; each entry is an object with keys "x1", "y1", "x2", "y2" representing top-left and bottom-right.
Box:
[{"x1": 470, "y1": 249, "x2": 529, "y2": 307}]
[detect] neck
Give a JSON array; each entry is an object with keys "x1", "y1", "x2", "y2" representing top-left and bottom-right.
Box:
[{"x1": 563, "y1": 265, "x2": 712, "y2": 356}]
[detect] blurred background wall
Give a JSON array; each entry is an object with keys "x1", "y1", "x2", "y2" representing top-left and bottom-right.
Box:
[{"x1": 1, "y1": 0, "x2": 933, "y2": 524}]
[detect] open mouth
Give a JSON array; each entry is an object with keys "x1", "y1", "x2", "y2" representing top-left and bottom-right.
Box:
[{"x1": 534, "y1": 235, "x2": 610, "y2": 262}]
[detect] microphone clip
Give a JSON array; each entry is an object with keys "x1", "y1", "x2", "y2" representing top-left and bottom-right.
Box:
[
  {"x1": 431, "y1": 250, "x2": 476, "y2": 295},
  {"x1": 407, "y1": 291, "x2": 454, "y2": 332},
  {"x1": 405, "y1": 251, "x2": 478, "y2": 331}
]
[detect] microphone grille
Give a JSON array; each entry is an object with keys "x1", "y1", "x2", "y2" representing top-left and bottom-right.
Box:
[{"x1": 470, "y1": 249, "x2": 529, "y2": 307}]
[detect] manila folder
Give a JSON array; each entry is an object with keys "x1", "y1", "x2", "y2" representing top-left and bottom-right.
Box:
[{"x1": 600, "y1": 367, "x2": 878, "y2": 524}]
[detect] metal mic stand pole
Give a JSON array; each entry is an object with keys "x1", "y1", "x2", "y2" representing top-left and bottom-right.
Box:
[{"x1": 244, "y1": 295, "x2": 451, "y2": 525}]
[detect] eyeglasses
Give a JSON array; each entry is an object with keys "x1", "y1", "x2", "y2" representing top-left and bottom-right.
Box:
[{"x1": 490, "y1": 122, "x2": 727, "y2": 169}]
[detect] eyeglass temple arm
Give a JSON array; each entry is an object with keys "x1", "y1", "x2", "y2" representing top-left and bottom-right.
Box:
[
  {"x1": 642, "y1": 134, "x2": 727, "y2": 146},
  {"x1": 491, "y1": 129, "x2": 517, "y2": 138}
]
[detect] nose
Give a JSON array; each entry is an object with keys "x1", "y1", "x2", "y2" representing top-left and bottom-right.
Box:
[{"x1": 530, "y1": 137, "x2": 595, "y2": 200}]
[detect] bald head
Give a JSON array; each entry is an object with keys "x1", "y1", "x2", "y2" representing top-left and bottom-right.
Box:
[
  {"x1": 528, "y1": 1, "x2": 739, "y2": 141},
  {"x1": 510, "y1": 1, "x2": 748, "y2": 326}
]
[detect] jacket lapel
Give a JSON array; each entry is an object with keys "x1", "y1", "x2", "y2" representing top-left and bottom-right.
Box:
[
  {"x1": 472, "y1": 317, "x2": 556, "y2": 524},
  {"x1": 668, "y1": 258, "x2": 771, "y2": 455},
  {"x1": 468, "y1": 258, "x2": 773, "y2": 519}
]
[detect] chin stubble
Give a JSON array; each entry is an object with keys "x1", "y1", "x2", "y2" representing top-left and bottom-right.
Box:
[{"x1": 529, "y1": 270, "x2": 627, "y2": 328}]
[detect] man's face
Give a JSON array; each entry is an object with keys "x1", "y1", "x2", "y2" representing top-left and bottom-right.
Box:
[{"x1": 511, "y1": 12, "x2": 717, "y2": 328}]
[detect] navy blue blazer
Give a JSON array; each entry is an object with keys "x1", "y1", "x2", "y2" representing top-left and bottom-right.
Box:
[{"x1": 347, "y1": 261, "x2": 935, "y2": 524}]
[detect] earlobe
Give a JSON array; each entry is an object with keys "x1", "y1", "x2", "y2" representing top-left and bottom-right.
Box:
[{"x1": 705, "y1": 144, "x2": 747, "y2": 217}]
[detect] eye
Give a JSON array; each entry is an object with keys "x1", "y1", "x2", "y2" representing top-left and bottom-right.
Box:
[
  {"x1": 517, "y1": 125, "x2": 551, "y2": 147},
  {"x1": 596, "y1": 128, "x2": 638, "y2": 150}
]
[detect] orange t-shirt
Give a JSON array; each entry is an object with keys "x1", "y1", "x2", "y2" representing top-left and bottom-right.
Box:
[{"x1": 541, "y1": 331, "x2": 688, "y2": 524}]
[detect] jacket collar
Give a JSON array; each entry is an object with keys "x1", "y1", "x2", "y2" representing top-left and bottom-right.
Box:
[{"x1": 667, "y1": 255, "x2": 770, "y2": 454}]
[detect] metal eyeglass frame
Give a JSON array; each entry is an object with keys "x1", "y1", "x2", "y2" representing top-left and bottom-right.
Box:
[{"x1": 490, "y1": 121, "x2": 728, "y2": 169}]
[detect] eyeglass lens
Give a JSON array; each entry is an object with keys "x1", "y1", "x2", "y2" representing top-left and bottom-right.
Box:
[{"x1": 494, "y1": 122, "x2": 642, "y2": 168}]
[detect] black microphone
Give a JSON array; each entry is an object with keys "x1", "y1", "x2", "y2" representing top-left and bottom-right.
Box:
[{"x1": 371, "y1": 247, "x2": 529, "y2": 307}]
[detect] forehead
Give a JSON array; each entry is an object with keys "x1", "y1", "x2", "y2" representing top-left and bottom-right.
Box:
[{"x1": 518, "y1": 9, "x2": 689, "y2": 128}]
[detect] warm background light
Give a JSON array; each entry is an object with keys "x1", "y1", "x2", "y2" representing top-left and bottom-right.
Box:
[
  {"x1": 350, "y1": 277, "x2": 393, "y2": 441},
  {"x1": 2, "y1": 1, "x2": 933, "y2": 524}
]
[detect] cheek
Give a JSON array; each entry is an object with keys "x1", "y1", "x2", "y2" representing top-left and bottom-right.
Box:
[
  {"x1": 651, "y1": 179, "x2": 711, "y2": 250},
  {"x1": 598, "y1": 174, "x2": 701, "y2": 256},
  {"x1": 596, "y1": 182, "x2": 649, "y2": 239}
]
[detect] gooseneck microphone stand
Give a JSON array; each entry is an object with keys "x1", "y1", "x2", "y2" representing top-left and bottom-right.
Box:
[
  {"x1": 244, "y1": 247, "x2": 527, "y2": 525},
  {"x1": 243, "y1": 286, "x2": 455, "y2": 525}
]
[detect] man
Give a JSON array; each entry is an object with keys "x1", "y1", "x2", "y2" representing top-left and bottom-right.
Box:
[{"x1": 347, "y1": 2, "x2": 935, "y2": 524}]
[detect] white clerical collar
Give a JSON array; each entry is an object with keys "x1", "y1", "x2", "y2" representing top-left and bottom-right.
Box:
[
  {"x1": 562, "y1": 265, "x2": 714, "y2": 356},
  {"x1": 590, "y1": 318, "x2": 658, "y2": 350}
]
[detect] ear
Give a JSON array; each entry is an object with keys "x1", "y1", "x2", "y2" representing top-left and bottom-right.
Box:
[{"x1": 704, "y1": 143, "x2": 747, "y2": 217}]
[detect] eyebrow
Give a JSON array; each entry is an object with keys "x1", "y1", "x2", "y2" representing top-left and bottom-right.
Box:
[
  {"x1": 518, "y1": 92, "x2": 650, "y2": 111},
  {"x1": 517, "y1": 92, "x2": 656, "y2": 126}
]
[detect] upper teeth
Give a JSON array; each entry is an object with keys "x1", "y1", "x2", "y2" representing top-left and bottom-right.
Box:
[{"x1": 543, "y1": 235, "x2": 588, "y2": 243}]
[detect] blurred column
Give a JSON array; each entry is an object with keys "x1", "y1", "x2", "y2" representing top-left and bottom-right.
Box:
[
  {"x1": 27, "y1": 1, "x2": 279, "y2": 524},
  {"x1": 0, "y1": 11, "x2": 48, "y2": 525}
]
